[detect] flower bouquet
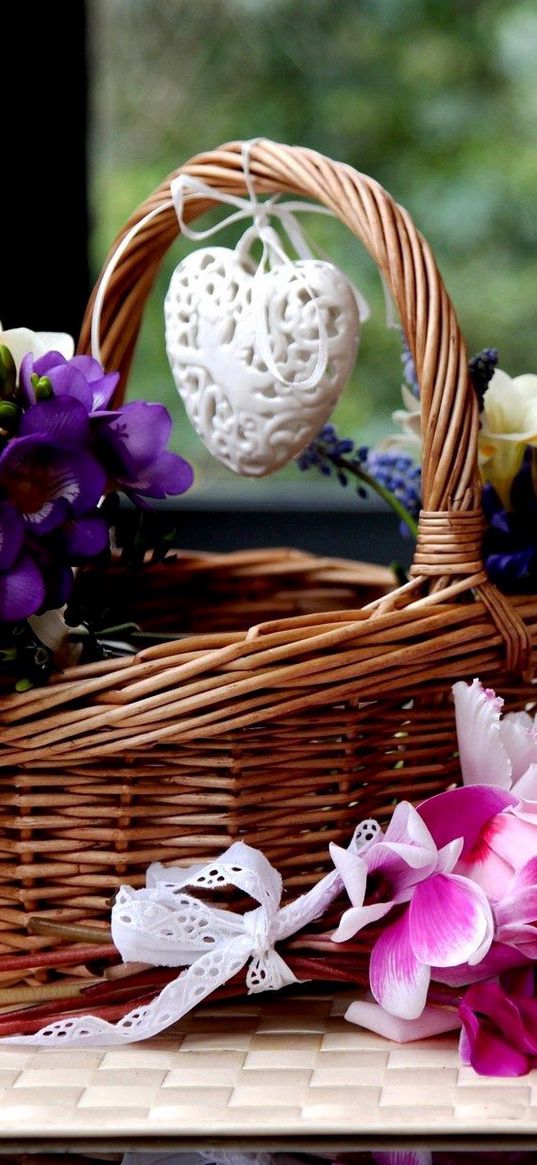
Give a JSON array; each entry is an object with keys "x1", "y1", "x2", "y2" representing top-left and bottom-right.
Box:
[{"x1": 0, "y1": 324, "x2": 194, "y2": 689}]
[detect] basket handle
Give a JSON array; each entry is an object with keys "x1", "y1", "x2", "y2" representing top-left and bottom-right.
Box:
[{"x1": 77, "y1": 139, "x2": 530, "y2": 672}]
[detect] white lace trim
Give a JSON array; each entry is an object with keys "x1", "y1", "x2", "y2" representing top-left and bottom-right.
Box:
[{"x1": 3, "y1": 838, "x2": 356, "y2": 1047}]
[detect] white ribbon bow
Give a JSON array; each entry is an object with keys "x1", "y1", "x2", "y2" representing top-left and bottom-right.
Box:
[{"x1": 4, "y1": 840, "x2": 348, "y2": 1046}]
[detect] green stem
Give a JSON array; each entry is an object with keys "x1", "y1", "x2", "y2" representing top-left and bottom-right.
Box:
[{"x1": 333, "y1": 455, "x2": 419, "y2": 540}]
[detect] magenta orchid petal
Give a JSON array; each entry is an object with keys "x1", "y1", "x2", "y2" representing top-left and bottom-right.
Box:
[
  {"x1": 458, "y1": 999, "x2": 532, "y2": 1077},
  {"x1": 369, "y1": 910, "x2": 431, "y2": 1019},
  {"x1": 453, "y1": 678, "x2": 512, "y2": 787},
  {"x1": 494, "y1": 857, "x2": 537, "y2": 954},
  {"x1": 345, "y1": 997, "x2": 460, "y2": 1044},
  {"x1": 379, "y1": 800, "x2": 435, "y2": 849},
  {"x1": 0, "y1": 552, "x2": 45, "y2": 622},
  {"x1": 418, "y1": 784, "x2": 515, "y2": 856},
  {"x1": 432, "y1": 941, "x2": 532, "y2": 987},
  {"x1": 409, "y1": 872, "x2": 493, "y2": 969},
  {"x1": 459, "y1": 976, "x2": 537, "y2": 1076},
  {"x1": 329, "y1": 842, "x2": 368, "y2": 906},
  {"x1": 365, "y1": 802, "x2": 438, "y2": 900},
  {"x1": 434, "y1": 837, "x2": 464, "y2": 874},
  {"x1": 332, "y1": 899, "x2": 394, "y2": 943}
]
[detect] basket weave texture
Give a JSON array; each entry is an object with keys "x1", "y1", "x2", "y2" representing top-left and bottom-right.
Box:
[{"x1": 1, "y1": 139, "x2": 536, "y2": 978}]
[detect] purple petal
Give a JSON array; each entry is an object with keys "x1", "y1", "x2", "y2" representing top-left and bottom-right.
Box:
[
  {"x1": 0, "y1": 552, "x2": 45, "y2": 621},
  {"x1": 56, "y1": 514, "x2": 109, "y2": 559},
  {"x1": 124, "y1": 449, "x2": 194, "y2": 501},
  {"x1": 418, "y1": 785, "x2": 515, "y2": 857},
  {"x1": 68, "y1": 356, "x2": 119, "y2": 409},
  {"x1": 409, "y1": 873, "x2": 493, "y2": 968},
  {"x1": 19, "y1": 352, "x2": 37, "y2": 405},
  {"x1": 64, "y1": 450, "x2": 107, "y2": 516},
  {"x1": 31, "y1": 351, "x2": 68, "y2": 378},
  {"x1": 42, "y1": 561, "x2": 74, "y2": 609},
  {"x1": 453, "y1": 678, "x2": 512, "y2": 787},
  {"x1": 46, "y1": 362, "x2": 93, "y2": 410},
  {"x1": 0, "y1": 437, "x2": 105, "y2": 531},
  {"x1": 345, "y1": 996, "x2": 460, "y2": 1044},
  {"x1": 19, "y1": 350, "x2": 68, "y2": 402},
  {"x1": 0, "y1": 501, "x2": 25, "y2": 571},
  {"x1": 369, "y1": 910, "x2": 431, "y2": 1019},
  {"x1": 20, "y1": 396, "x2": 90, "y2": 447},
  {"x1": 0, "y1": 435, "x2": 68, "y2": 533},
  {"x1": 104, "y1": 401, "x2": 172, "y2": 469}
]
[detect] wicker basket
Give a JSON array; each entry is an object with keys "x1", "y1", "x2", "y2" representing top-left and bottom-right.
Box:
[{"x1": 1, "y1": 139, "x2": 536, "y2": 980}]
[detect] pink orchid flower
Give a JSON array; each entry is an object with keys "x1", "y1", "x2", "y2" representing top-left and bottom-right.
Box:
[{"x1": 331, "y1": 801, "x2": 493, "y2": 1019}]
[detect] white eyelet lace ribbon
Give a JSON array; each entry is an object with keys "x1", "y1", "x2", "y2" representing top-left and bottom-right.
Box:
[{"x1": 3, "y1": 838, "x2": 356, "y2": 1047}]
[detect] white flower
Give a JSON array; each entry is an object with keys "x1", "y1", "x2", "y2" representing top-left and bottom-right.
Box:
[
  {"x1": 378, "y1": 383, "x2": 422, "y2": 455},
  {"x1": 0, "y1": 323, "x2": 74, "y2": 373},
  {"x1": 478, "y1": 368, "x2": 537, "y2": 508}
]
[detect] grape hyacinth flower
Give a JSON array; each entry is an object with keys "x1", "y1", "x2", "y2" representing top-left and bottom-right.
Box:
[{"x1": 295, "y1": 422, "x2": 421, "y2": 539}]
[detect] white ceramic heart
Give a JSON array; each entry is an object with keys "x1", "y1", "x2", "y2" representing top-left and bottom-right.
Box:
[{"x1": 164, "y1": 240, "x2": 361, "y2": 477}]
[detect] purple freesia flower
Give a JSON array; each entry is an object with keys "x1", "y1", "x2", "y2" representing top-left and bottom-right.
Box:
[
  {"x1": 93, "y1": 401, "x2": 194, "y2": 506},
  {"x1": 0, "y1": 434, "x2": 105, "y2": 534},
  {"x1": 20, "y1": 351, "x2": 119, "y2": 413},
  {"x1": 0, "y1": 343, "x2": 194, "y2": 633}
]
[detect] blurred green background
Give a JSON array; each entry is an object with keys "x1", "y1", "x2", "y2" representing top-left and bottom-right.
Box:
[{"x1": 90, "y1": 0, "x2": 537, "y2": 500}]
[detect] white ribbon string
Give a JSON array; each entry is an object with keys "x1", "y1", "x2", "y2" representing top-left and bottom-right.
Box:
[
  {"x1": 2, "y1": 839, "x2": 350, "y2": 1047},
  {"x1": 171, "y1": 139, "x2": 368, "y2": 391},
  {"x1": 90, "y1": 139, "x2": 369, "y2": 381},
  {"x1": 90, "y1": 199, "x2": 174, "y2": 365}
]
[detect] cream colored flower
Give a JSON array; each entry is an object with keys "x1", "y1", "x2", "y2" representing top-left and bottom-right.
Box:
[
  {"x1": 478, "y1": 369, "x2": 537, "y2": 509},
  {"x1": 379, "y1": 383, "x2": 422, "y2": 454},
  {"x1": 0, "y1": 323, "x2": 74, "y2": 372}
]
